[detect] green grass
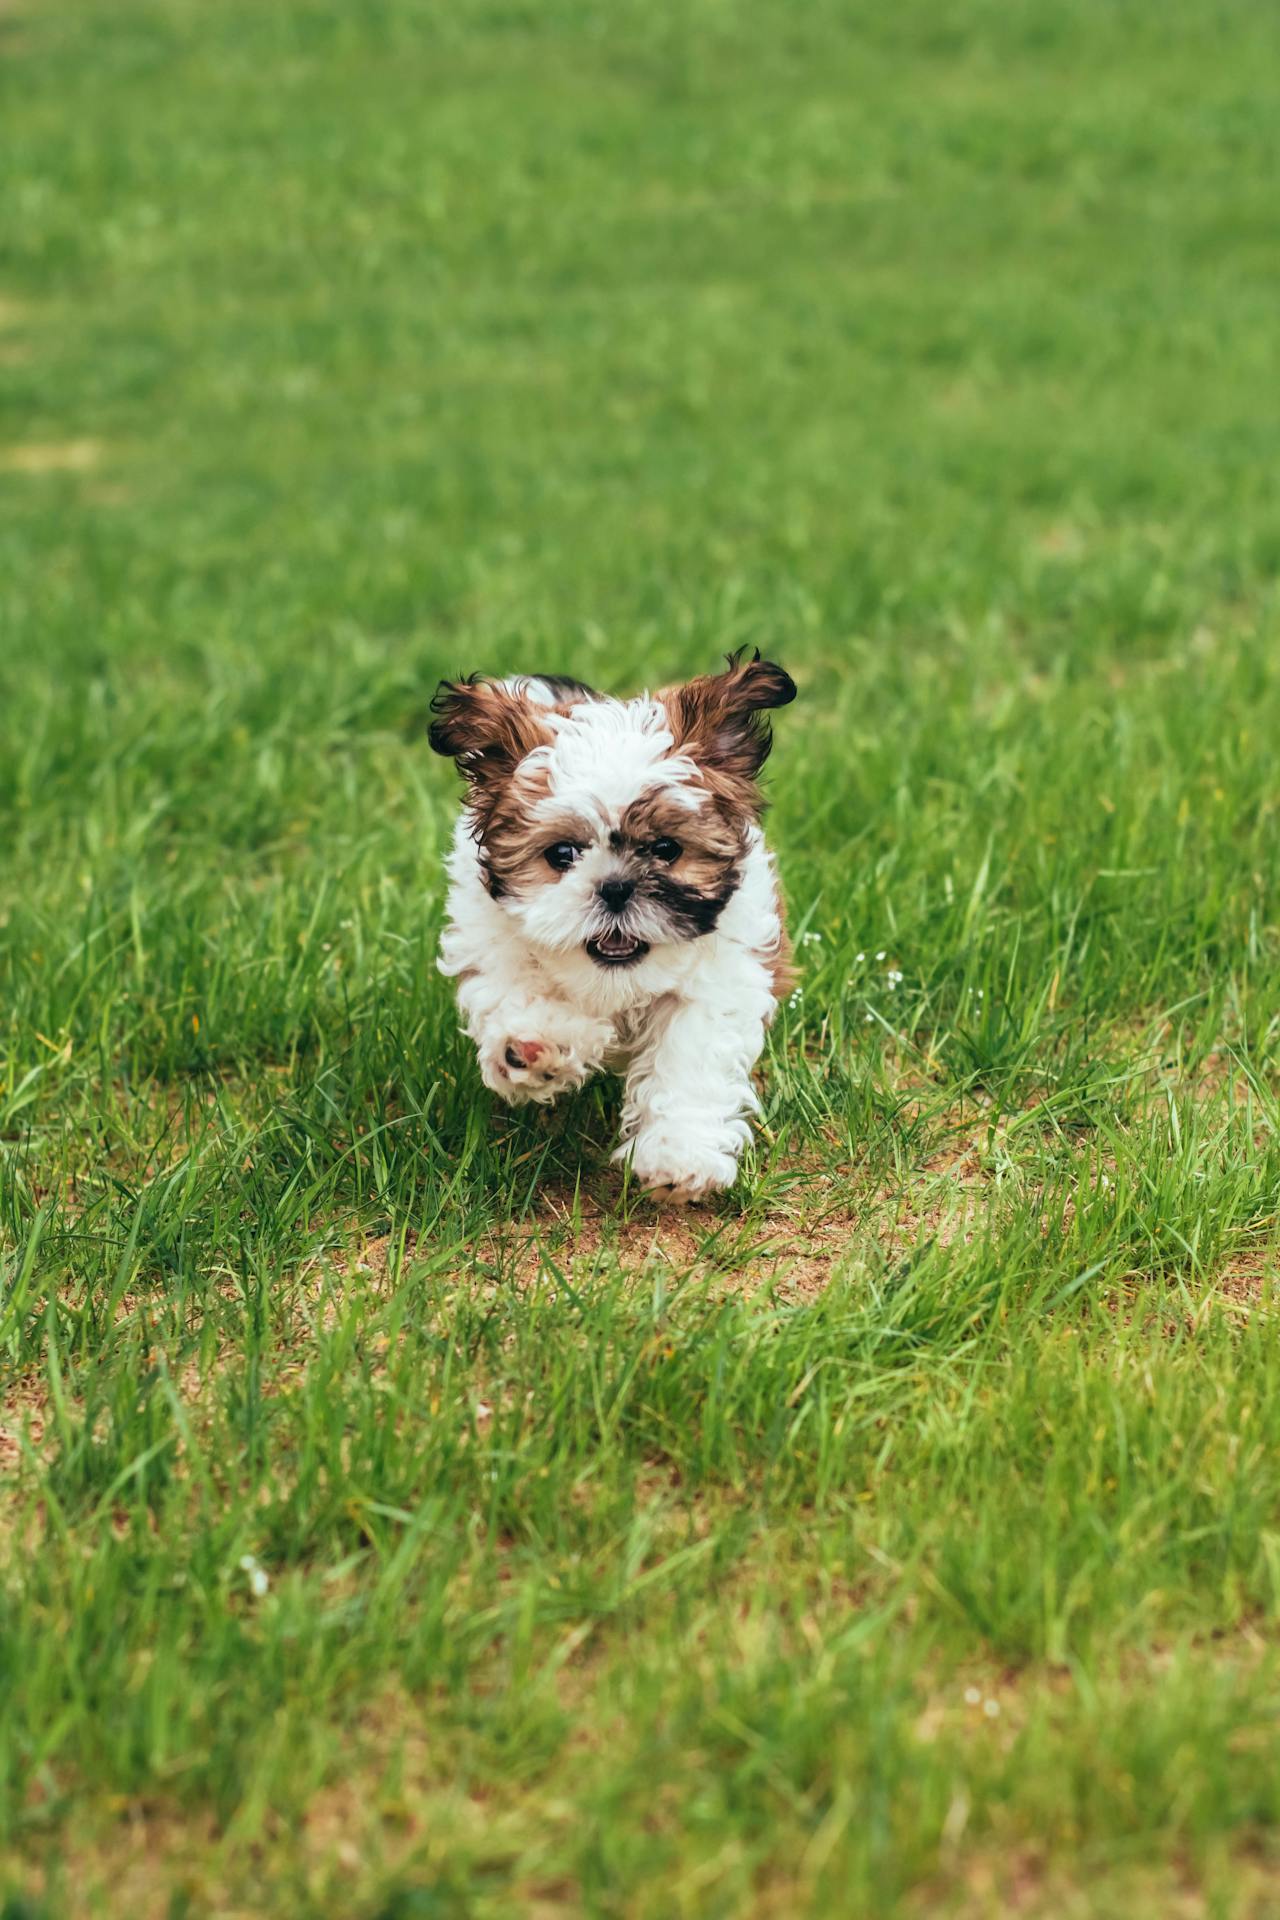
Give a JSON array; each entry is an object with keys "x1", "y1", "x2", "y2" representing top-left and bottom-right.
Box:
[{"x1": 4, "y1": 0, "x2": 1280, "y2": 1912}]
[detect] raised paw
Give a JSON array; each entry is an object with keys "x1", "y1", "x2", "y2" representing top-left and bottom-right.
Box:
[{"x1": 481, "y1": 1034, "x2": 594, "y2": 1106}]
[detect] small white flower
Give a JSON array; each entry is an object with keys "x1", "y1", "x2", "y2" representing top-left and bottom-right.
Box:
[
  {"x1": 963, "y1": 1686, "x2": 981, "y2": 1705},
  {"x1": 864, "y1": 1013, "x2": 874, "y2": 1023},
  {"x1": 983, "y1": 1698, "x2": 1000, "y2": 1718},
  {"x1": 475, "y1": 1401, "x2": 492, "y2": 1421},
  {"x1": 801, "y1": 930, "x2": 823, "y2": 946},
  {"x1": 855, "y1": 951, "x2": 865, "y2": 962},
  {"x1": 875, "y1": 949, "x2": 886, "y2": 961},
  {"x1": 239, "y1": 1554, "x2": 269, "y2": 1599}
]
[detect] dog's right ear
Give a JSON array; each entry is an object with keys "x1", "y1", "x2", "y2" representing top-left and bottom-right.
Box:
[{"x1": 429, "y1": 677, "x2": 553, "y2": 787}]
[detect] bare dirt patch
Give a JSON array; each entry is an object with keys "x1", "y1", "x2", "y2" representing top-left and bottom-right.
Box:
[
  {"x1": 1213, "y1": 1256, "x2": 1278, "y2": 1314},
  {"x1": 456, "y1": 1167, "x2": 862, "y2": 1303},
  {"x1": 0, "y1": 1373, "x2": 48, "y2": 1475},
  {"x1": 5, "y1": 1807, "x2": 230, "y2": 1920},
  {"x1": 464, "y1": 1115, "x2": 1002, "y2": 1304}
]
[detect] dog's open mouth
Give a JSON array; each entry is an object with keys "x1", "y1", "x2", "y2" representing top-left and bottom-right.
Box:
[{"x1": 586, "y1": 929, "x2": 650, "y2": 968}]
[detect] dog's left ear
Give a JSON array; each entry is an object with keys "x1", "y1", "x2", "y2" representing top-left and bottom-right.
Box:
[
  {"x1": 661, "y1": 649, "x2": 797, "y2": 788},
  {"x1": 428, "y1": 676, "x2": 552, "y2": 788}
]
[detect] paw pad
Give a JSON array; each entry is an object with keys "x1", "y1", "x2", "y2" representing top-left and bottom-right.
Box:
[
  {"x1": 485, "y1": 1033, "x2": 594, "y2": 1105},
  {"x1": 504, "y1": 1040, "x2": 544, "y2": 1068}
]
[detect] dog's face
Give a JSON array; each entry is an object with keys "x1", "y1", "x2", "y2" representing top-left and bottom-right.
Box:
[{"x1": 429, "y1": 654, "x2": 795, "y2": 970}]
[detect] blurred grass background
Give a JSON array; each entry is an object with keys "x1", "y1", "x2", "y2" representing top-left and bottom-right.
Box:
[{"x1": 4, "y1": 2, "x2": 1280, "y2": 1915}]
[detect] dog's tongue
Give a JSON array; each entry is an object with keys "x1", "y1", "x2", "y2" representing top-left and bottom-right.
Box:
[{"x1": 597, "y1": 927, "x2": 638, "y2": 955}]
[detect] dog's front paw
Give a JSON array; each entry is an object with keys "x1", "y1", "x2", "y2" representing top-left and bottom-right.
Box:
[
  {"x1": 480, "y1": 1034, "x2": 594, "y2": 1106},
  {"x1": 617, "y1": 1130, "x2": 741, "y2": 1204}
]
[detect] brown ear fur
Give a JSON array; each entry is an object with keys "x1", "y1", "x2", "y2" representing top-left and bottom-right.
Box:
[
  {"x1": 659, "y1": 649, "x2": 796, "y2": 806},
  {"x1": 428, "y1": 677, "x2": 553, "y2": 786}
]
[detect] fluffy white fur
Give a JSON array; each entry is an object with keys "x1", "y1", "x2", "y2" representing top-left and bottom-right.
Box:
[{"x1": 436, "y1": 677, "x2": 787, "y2": 1201}]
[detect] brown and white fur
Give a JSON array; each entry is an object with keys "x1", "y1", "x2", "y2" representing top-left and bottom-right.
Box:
[{"x1": 429, "y1": 652, "x2": 796, "y2": 1201}]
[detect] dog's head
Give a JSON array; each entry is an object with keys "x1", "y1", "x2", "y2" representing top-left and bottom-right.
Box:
[{"x1": 429, "y1": 653, "x2": 795, "y2": 970}]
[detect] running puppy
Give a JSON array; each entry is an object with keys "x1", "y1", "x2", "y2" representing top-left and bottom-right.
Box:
[{"x1": 430, "y1": 651, "x2": 796, "y2": 1200}]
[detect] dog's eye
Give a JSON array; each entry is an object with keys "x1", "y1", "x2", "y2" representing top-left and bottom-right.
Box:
[
  {"x1": 544, "y1": 842, "x2": 582, "y2": 872},
  {"x1": 650, "y1": 838, "x2": 682, "y2": 863}
]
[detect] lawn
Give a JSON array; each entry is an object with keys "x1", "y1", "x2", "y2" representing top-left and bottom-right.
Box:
[{"x1": 3, "y1": 0, "x2": 1280, "y2": 1912}]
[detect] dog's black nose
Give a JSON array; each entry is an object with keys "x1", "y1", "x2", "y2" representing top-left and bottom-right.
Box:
[{"x1": 599, "y1": 877, "x2": 634, "y2": 913}]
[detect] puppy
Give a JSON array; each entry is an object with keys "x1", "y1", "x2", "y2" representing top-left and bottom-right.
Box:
[{"x1": 429, "y1": 651, "x2": 796, "y2": 1201}]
